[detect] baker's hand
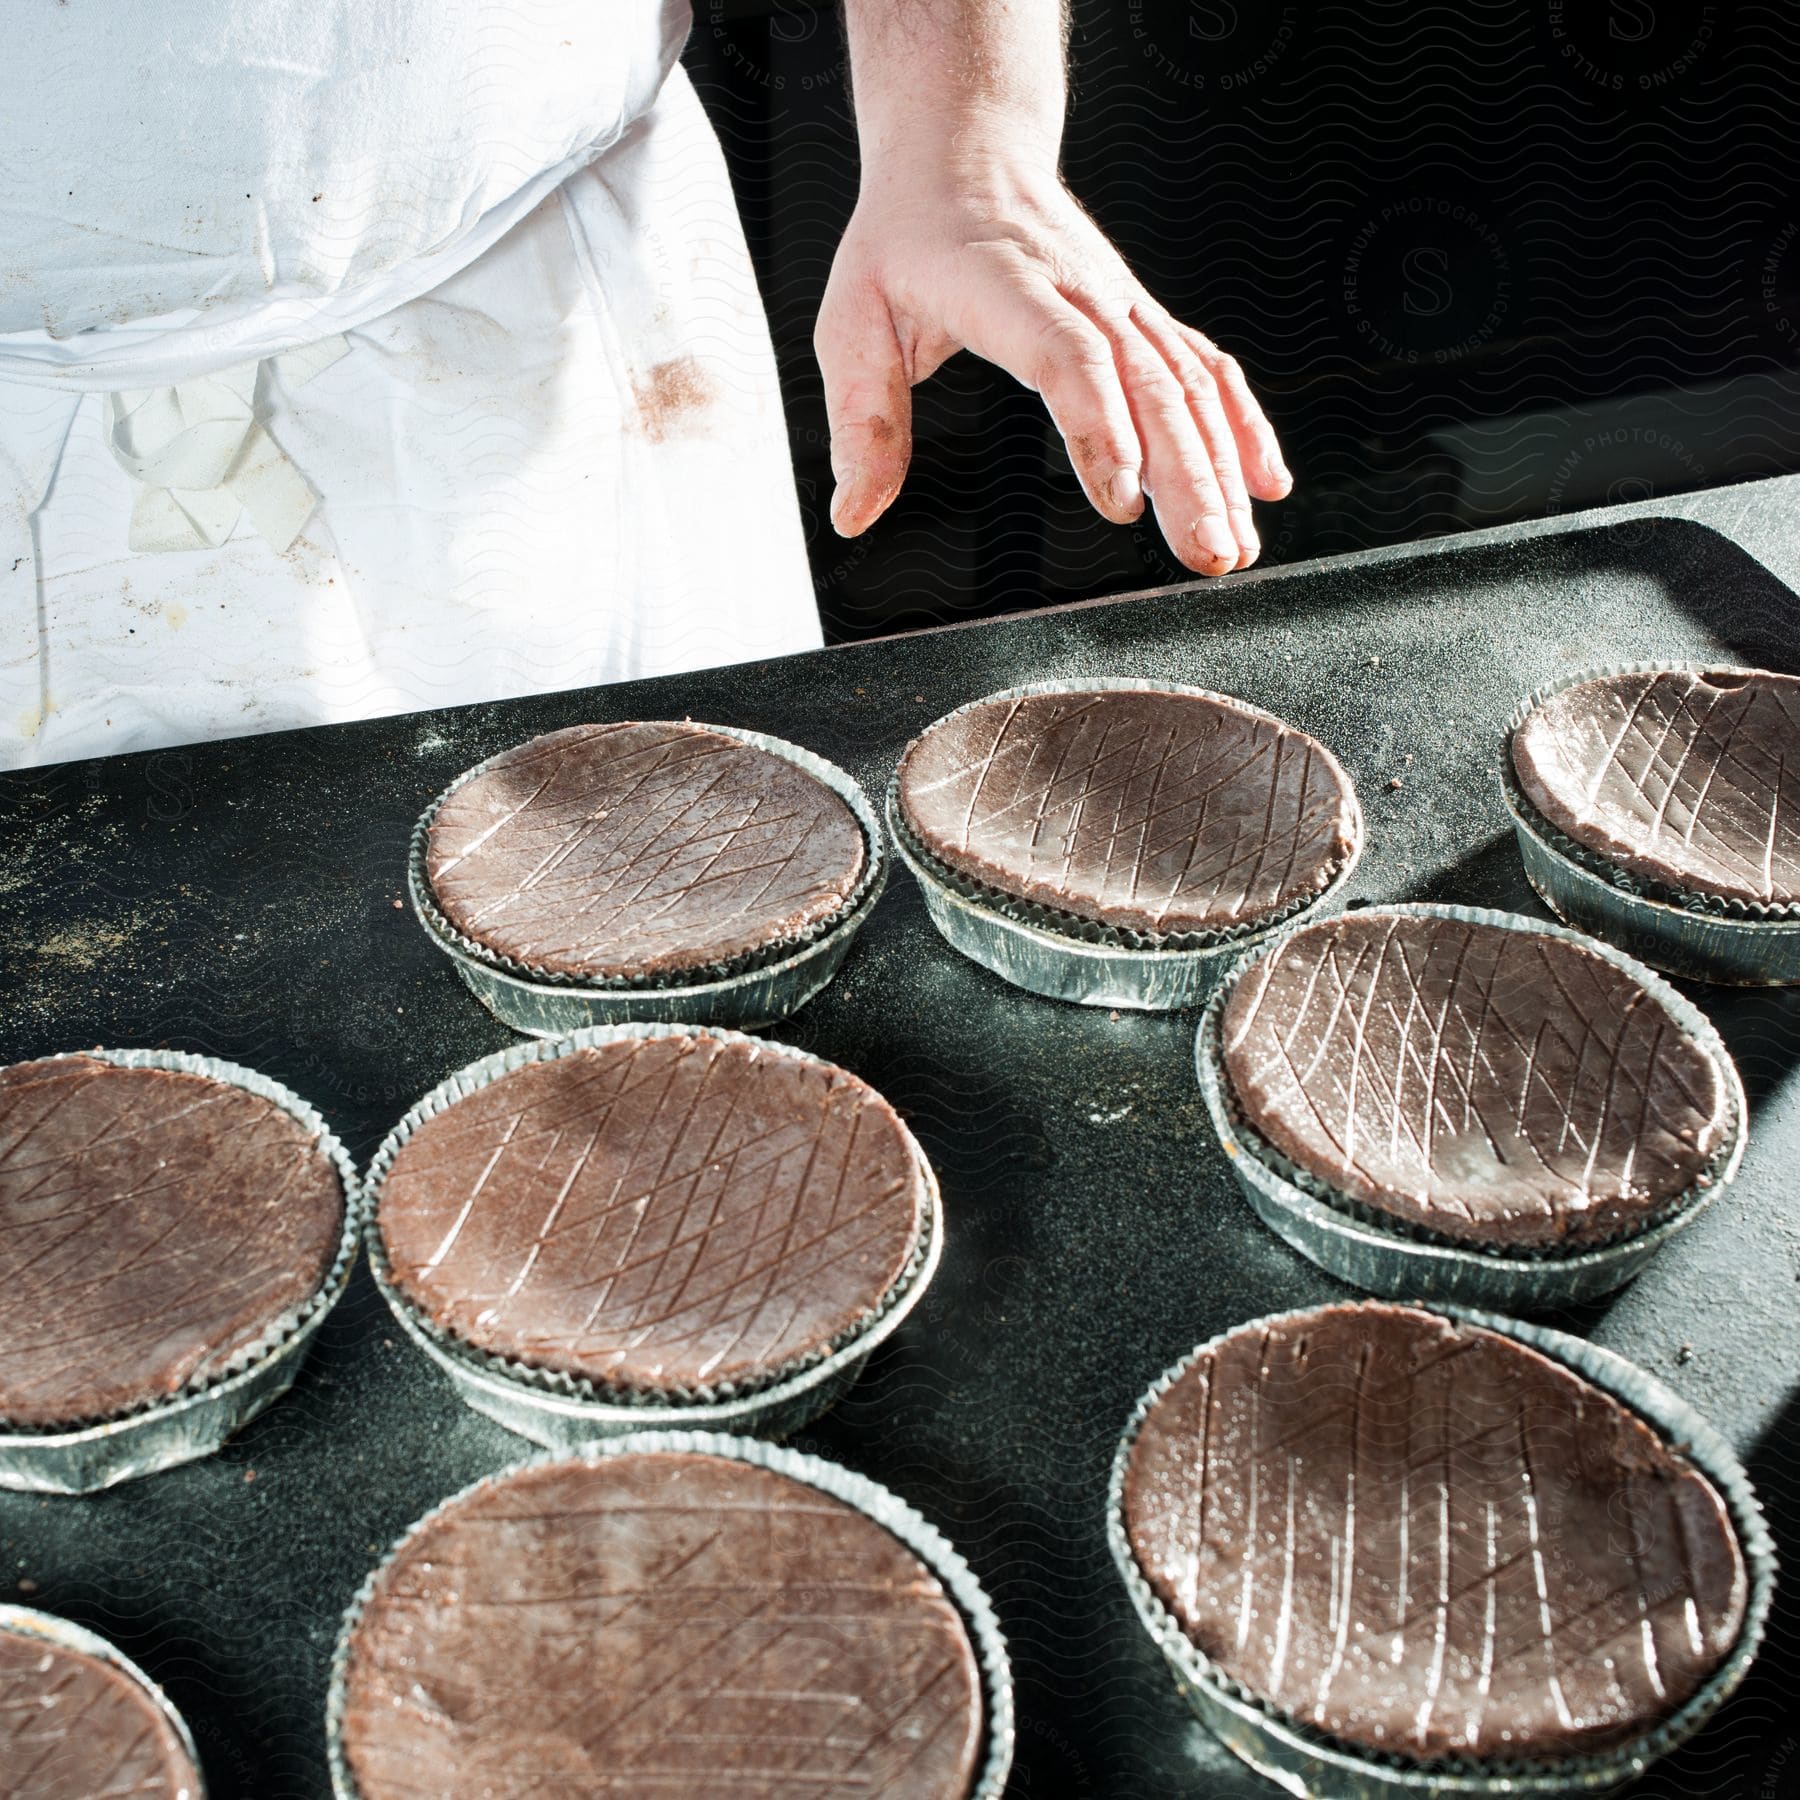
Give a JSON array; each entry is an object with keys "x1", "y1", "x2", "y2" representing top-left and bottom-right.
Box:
[{"x1": 816, "y1": 160, "x2": 1291, "y2": 574}]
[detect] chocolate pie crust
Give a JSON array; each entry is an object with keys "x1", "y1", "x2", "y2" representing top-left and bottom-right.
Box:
[
  {"x1": 1219, "y1": 911, "x2": 1729, "y2": 1251},
  {"x1": 1121, "y1": 1301, "x2": 1747, "y2": 1764},
  {"x1": 896, "y1": 687, "x2": 1358, "y2": 938},
  {"x1": 426, "y1": 721, "x2": 868, "y2": 980},
  {"x1": 0, "y1": 1055, "x2": 345, "y2": 1430},
  {"x1": 376, "y1": 1033, "x2": 926, "y2": 1393},
  {"x1": 1512, "y1": 667, "x2": 1800, "y2": 908},
  {"x1": 0, "y1": 1625, "x2": 200, "y2": 1798},
  {"x1": 340, "y1": 1450, "x2": 984, "y2": 1799}
]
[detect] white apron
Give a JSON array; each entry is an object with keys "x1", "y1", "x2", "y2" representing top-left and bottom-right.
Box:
[{"x1": 0, "y1": 1, "x2": 818, "y2": 769}]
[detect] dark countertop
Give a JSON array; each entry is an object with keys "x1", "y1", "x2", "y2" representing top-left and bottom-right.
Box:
[{"x1": 2, "y1": 480, "x2": 1798, "y2": 1798}]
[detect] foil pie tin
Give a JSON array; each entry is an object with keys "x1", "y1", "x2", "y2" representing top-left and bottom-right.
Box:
[
  {"x1": 0, "y1": 1603, "x2": 207, "y2": 1797},
  {"x1": 1107, "y1": 1303, "x2": 1776, "y2": 1799},
  {"x1": 0, "y1": 1048, "x2": 363, "y2": 1496},
  {"x1": 1195, "y1": 903, "x2": 1748, "y2": 1312},
  {"x1": 886, "y1": 679, "x2": 1365, "y2": 1011},
  {"x1": 364, "y1": 1023, "x2": 943, "y2": 1449},
  {"x1": 409, "y1": 723, "x2": 890, "y2": 1035},
  {"x1": 1502, "y1": 662, "x2": 1800, "y2": 986},
  {"x1": 324, "y1": 1429, "x2": 1015, "y2": 1800}
]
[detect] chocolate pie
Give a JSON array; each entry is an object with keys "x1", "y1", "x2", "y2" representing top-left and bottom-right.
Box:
[
  {"x1": 1512, "y1": 667, "x2": 1800, "y2": 908},
  {"x1": 896, "y1": 687, "x2": 1357, "y2": 937},
  {"x1": 1120, "y1": 1301, "x2": 1747, "y2": 1763},
  {"x1": 339, "y1": 1449, "x2": 985, "y2": 1798},
  {"x1": 376, "y1": 1033, "x2": 926, "y2": 1392},
  {"x1": 0, "y1": 1622, "x2": 201, "y2": 1798},
  {"x1": 426, "y1": 722, "x2": 868, "y2": 980},
  {"x1": 1219, "y1": 910, "x2": 1729, "y2": 1250},
  {"x1": 0, "y1": 1055, "x2": 345, "y2": 1430}
]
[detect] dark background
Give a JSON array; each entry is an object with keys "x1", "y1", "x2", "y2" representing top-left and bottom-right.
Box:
[{"x1": 686, "y1": 0, "x2": 1800, "y2": 636}]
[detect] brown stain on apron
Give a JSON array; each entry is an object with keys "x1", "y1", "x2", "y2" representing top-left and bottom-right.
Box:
[{"x1": 631, "y1": 356, "x2": 714, "y2": 443}]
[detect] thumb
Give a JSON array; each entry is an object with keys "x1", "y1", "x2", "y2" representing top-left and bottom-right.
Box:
[{"x1": 815, "y1": 280, "x2": 914, "y2": 538}]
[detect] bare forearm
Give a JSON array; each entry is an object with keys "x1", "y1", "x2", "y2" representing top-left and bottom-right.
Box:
[{"x1": 842, "y1": 0, "x2": 1067, "y2": 179}]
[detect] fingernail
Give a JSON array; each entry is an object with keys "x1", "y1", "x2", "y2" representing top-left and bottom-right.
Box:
[
  {"x1": 1267, "y1": 456, "x2": 1292, "y2": 488},
  {"x1": 829, "y1": 467, "x2": 863, "y2": 534},
  {"x1": 1196, "y1": 516, "x2": 1236, "y2": 568},
  {"x1": 1230, "y1": 506, "x2": 1260, "y2": 560},
  {"x1": 1106, "y1": 467, "x2": 1143, "y2": 517}
]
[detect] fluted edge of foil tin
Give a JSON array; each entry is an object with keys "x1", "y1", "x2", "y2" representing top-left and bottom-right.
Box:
[
  {"x1": 0, "y1": 1603, "x2": 208, "y2": 1797},
  {"x1": 1502, "y1": 661, "x2": 1800, "y2": 986},
  {"x1": 885, "y1": 679, "x2": 1365, "y2": 1012},
  {"x1": 324, "y1": 1429, "x2": 1015, "y2": 1800},
  {"x1": 408, "y1": 722, "x2": 889, "y2": 1034},
  {"x1": 0, "y1": 1047, "x2": 364, "y2": 1495},
  {"x1": 1105, "y1": 1303, "x2": 1777, "y2": 1798},
  {"x1": 363, "y1": 1023, "x2": 943, "y2": 1448},
  {"x1": 1193, "y1": 902, "x2": 1748, "y2": 1311}
]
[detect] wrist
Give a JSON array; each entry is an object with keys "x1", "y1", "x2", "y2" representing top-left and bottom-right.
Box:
[{"x1": 856, "y1": 104, "x2": 1064, "y2": 205}]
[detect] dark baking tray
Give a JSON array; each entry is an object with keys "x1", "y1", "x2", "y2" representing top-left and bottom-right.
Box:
[{"x1": 2, "y1": 515, "x2": 1796, "y2": 1799}]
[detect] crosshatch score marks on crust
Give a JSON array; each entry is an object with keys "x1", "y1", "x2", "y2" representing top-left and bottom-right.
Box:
[
  {"x1": 1513, "y1": 668, "x2": 1800, "y2": 907},
  {"x1": 340, "y1": 1451, "x2": 984, "y2": 1798},
  {"x1": 426, "y1": 722, "x2": 867, "y2": 979},
  {"x1": 1220, "y1": 913, "x2": 1727, "y2": 1249},
  {"x1": 0, "y1": 1056, "x2": 344, "y2": 1429},
  {"x1": 0, "y1": 1627, "x2": 200, "y2": 1795},
  {"x1": 897, "y1": 689, "x2": 1357, "y2": 935},
  {"x1": 377, "y1": 1035, "x2": 925, "y2": 1391},
  {"x1": 1122, "y1": 1303, "x2": 1747, "y2": 1764}
]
